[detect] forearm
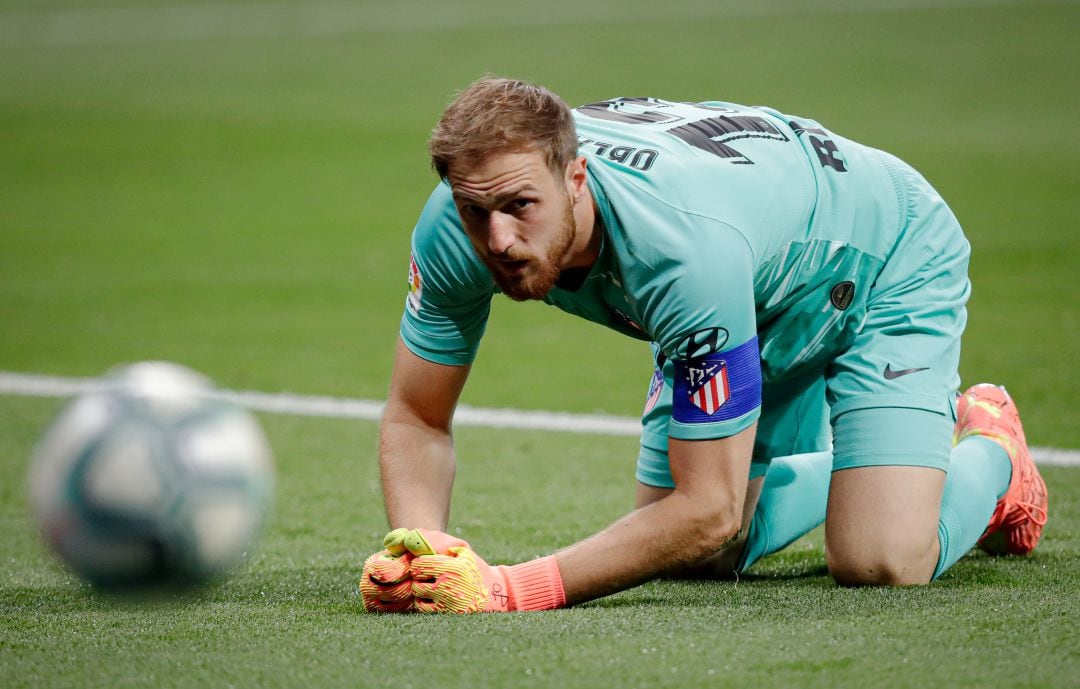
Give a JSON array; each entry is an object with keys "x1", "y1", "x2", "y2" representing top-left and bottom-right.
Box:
[
  {"x1": 378, "y1": 415, "x2": 456, "y2": 530},
  {"x1": 555, "y1": 489, "x2": 742, "y2": 605},
  {"x1": 377, "y1": 339, "x2": 471, "y2": 530},
  {"x1": 554, "y1": 429, "x2": 756, "y2": 605}
]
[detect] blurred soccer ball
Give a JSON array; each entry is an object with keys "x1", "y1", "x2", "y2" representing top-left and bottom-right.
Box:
[{"x1": 28, "y1": 362, "x2": 275, "y2": 589}]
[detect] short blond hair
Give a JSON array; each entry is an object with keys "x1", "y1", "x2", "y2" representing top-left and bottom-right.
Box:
[{"x1": 428, "y1": 77, "x2": 578, "y2": 180}]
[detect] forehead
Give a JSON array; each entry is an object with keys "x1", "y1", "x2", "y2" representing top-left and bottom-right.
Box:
[{"x1": 448, "y1": 150, "x2": 555, "y2": 200}]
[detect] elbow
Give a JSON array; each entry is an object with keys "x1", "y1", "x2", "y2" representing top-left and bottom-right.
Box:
[
  {"x1": 381, "y1": 395, "x2": 453, "y2": 436},
  {"x1": 681, "y1": 500, "x2": 743, "y2": 559}
]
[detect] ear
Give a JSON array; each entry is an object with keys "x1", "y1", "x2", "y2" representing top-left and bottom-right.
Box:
[{"x1": 565, "y1": 156, "x2": 588, "y2": 201}]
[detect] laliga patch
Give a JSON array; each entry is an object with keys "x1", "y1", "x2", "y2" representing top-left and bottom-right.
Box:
[
  {"x1": 406, "y1": 254, "x2": 423, "y2": 315},
  {"x1": 672, "y1": 337, "x2": 761, "y2": 424},
  {"x1": 643, "y1": 366, "x2": 664, "y2": 415}
]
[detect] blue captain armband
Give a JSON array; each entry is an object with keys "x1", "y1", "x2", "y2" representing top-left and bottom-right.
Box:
[{"x1": 671, "y1": 337, "x2": 761, "y2": 425}]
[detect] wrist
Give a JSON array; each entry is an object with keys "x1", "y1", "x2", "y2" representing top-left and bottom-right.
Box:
[{"x1": 501, "y1": 556, "x2": 566, "y2": 611}]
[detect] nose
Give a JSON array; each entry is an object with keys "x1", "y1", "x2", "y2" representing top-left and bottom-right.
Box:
[{"x1": 487, "y1": 212, "x2": 516, "y2": 255}]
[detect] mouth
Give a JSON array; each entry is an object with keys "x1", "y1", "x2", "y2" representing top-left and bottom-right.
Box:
[{"x1": 496, "y1": 259, "x2": 529, "y2": 276}]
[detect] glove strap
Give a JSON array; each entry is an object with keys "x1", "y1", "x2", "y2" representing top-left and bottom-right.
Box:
[{"x1": 501, "y1": 556, "x2": 566, "y2": 611}]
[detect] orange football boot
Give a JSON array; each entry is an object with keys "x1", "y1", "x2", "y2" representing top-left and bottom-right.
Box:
[{"x1": 954, "y1": 384, "x2": 1048, "y2": 555}]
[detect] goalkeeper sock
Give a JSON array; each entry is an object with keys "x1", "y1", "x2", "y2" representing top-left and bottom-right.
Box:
[
  {"x1": 737, "y1": 451, "x2": 831, "y2": 572},
  {"x1": 500, "y1": 556, "x2": 566, "y2": 611},
  {"x1": 931, "y1": 436, "x2": 1012, "y2": 579}
]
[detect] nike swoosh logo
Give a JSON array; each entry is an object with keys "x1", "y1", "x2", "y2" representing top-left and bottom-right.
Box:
[{"x1": 884, "y1": 364, "x2": 931, "y2": 380}]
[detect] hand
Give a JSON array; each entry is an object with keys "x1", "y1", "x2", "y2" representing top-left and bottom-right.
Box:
[
  {"x1": 358, "y1": 546, "x2": 413, "y2": 613},
  {"x1": 410, "y1": 542, "x2": 513, "y2": 613},
  {"x1": 358, "y1": 528, "x2": 470, "y2": 613},
  {"x1": 397, "y1": 528, "x2": 567, "y2": 614}
]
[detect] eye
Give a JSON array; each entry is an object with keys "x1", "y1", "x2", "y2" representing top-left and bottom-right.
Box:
[
  {"x1": 461, "y1": 204, "x2": 487, "y2": 219},
  {"x1": 511, "y1": 198, "x2": 533, "y2": 211}
]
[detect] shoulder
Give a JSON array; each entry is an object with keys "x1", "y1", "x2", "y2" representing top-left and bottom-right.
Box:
[
  {"x1": 574, "y1": 98, "x2": 812, "y2": 232},
  {"x1": 572, "y1": 97, "x2": 796, "y2": 168},
  {"x1": 587, "y1": 161, "x2": 755, "y2": 277}
]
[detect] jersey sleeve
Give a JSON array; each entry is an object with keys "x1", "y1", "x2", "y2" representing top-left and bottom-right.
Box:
[
  {"x1": 634, "y1": 219, "x2": 762, "y2": 441},
  {"x1": 399, "y1": 183, "x2": 494, "y2": 366}
]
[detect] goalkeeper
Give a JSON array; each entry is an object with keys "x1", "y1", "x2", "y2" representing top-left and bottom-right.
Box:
[{"x1": 360, "y1": 77, "x2": 1048, "y2": 613}]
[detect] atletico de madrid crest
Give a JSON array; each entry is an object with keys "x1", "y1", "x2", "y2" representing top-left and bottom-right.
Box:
[
  {"x1": 671, "y1": 337, "x2": 760, "y2": 424},
  {"x1": 685, "y1": 360, "x2": 730, "y2": 415},
  {"x1": 406, "y1": 255, "x2": 423, "y2": 315}
]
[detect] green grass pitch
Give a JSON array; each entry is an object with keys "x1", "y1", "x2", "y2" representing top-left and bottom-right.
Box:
[
  {"x1": 3, "y1": 397, "x2": 1079, "y2": 688},
  {"x1": 2, "y1": 1, "x2": 1078, "y2": 687}
]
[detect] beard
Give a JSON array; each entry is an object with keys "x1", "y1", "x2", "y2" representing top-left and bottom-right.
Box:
[{"x1": 487, "y1": 198, "x2": 576, "y2": 302}]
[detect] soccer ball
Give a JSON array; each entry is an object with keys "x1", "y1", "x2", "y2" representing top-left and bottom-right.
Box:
[{"x1": 28, "y1": 362, "x2": 275, "y2": 589}]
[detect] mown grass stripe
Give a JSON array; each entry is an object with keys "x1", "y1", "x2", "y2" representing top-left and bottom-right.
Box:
[{"x1": 0, "y1": 0, "x2": 1064, "y2": 48}]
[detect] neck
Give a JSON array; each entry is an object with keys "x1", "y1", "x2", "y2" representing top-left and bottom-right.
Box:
[{"x1": 564, "y1": 185, "x2": 601, "y2": 270}]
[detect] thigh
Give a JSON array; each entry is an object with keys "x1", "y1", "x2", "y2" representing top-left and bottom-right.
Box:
[
  {"x1": 825, "y1": 158, "x2": 970, "y2": 426},
  {"x1": 755, "y1": 367, "x2": 831, "y2": 462}
]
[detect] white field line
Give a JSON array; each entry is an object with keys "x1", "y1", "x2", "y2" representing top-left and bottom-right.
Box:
[
  {"x1": 2, "y1": 370, "x2": 1077, "y2": 467},
  {"x1": 0, "y1": 371, "x2": 641, "y2": 436},
  {"x1": 0, "y1": 0, "x2": 1071, "y2": 48}
]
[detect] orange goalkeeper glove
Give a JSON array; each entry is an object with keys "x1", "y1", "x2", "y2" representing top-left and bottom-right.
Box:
[
  {"x1": 359, "y1": 527, "x2": 484, "y2": 612},
  {"x1": 358, "y1": 527, "x2": 433, "y2": 613},
  {"x1": 400, "y1": 528, "x2": 566, "y2": 614}
]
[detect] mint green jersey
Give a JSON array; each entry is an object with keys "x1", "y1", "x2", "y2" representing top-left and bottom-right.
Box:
[{"x1": 402, "y1": 98, "x2": 924, "y2": 442}]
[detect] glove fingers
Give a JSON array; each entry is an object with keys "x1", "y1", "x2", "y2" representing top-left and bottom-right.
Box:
[
  {"x1": 410, "y1": 581, "x2": 444, "y2": 614},
  {"x1": 411, "y1": 553, "x2": 488, "y2": 614},
  {"x1": 364, "y1": 551, "x2": 413, "y2": 584},
  {"x1": 411, "y1": 583, "x2": 479, "y2": 614},
  {"x1": 370, "y1": 578, "x2": 413, "y2": 602},
  {"x1": 359, "y1": 578, "x2": 414, "y2": 612},
  {"x1": 410, "y1": 553, "x2": 463, "y2": 582},
  {"x1": 382, "y1": 528, "x2": 413, "y2": 557},
  {"x1": 360, "y1": 547, "x2": 415, "y2": 613},
  {"x1": 403, "y1": 529, "x2": 437, "y2": 556}
]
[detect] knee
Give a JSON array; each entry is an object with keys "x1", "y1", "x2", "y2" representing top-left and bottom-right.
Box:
[{"x1": 826, "y1": 542, "x2": 936, "y2": 587}]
